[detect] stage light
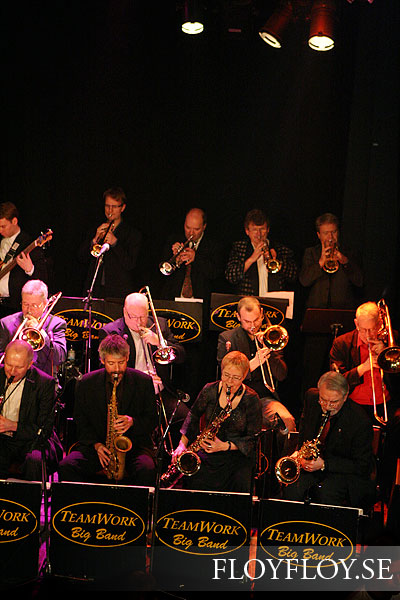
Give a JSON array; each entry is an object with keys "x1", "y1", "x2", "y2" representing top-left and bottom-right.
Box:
[
  {"x1": 308, "y1": 0, "x2": 336, "y2": 51},
  {"x1": 258, "y1": 1, "x2": 293, "y2": 48},
  {"x1": 181, "y1": 0, "x2": 204, "y2": 35}
]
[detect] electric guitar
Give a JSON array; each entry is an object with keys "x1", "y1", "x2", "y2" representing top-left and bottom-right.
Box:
[{"x1": 0, "y1": 229, "x2": 53, "y2": 281}]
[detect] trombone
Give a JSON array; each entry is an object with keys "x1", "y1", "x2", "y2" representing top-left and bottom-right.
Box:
[
  {"x1": 368, "y1": 299, "x2": 400, "y2": 425},
  {"x1": 139, "y1": 286, "x2": 177, "y2": 365},
  {"x1": 19, "y1": 292, "x2": 63, "y2": 351},
  {"x1": 252, "y1": 324, "x2": 289, "y2": 393},
  {"x1": 159, "y1": 235, "x2": 194, "y2": 276}
]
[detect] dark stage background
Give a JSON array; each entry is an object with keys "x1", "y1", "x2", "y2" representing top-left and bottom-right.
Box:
[{"x1": 1, "y1": 1, "x2": 399, "y2": 374}]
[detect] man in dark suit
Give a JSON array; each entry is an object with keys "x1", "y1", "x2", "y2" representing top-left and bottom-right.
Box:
[
  {"x1": 0, "y1": 280, "x2": 67, "y2": 377},
  {"x1": 299, "y1": 212, "x2": 364, "y2": 394},
  {"x1": 0, "y1": 339, "x2": 63, "y2": 479},
  {"x1": 330, "y1": 300, "x2": 400, "y2": 501},
  {"x1": 283, "y1": 371, "x2": 376, "y2": 510},
  {"x1": 0, "y1": 202, "x2": 48, "y2": 316},
  {"x1": 79, "y1": 187, "x2": 142, "y2": 300},
  {"x1": 99, "y1": 291, "x2": 188, "y2": 449},
  {"x1": 58, "y1": 334, "x2": 158, "y2": 485},
  {"x1": 217, "y1": 296, "x2": 295, "y2": 433},
  {"x1": 225, "y1": 208, "x2": 297, "y2": 296}
]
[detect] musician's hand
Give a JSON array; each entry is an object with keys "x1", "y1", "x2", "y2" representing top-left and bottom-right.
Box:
[
  {"x1": 93, "y1": 222, "x2": 110, "y2": 244},
  {"x1": 171, "y1": 441, "x2": 187, "y2": 463},
  {"x1": 250, "y1": 241, "x2": 265, "y2": 263},
  {"x1": 24, "y1": 315, "x2": 40, "y2": 328},
  {"x1": 104, "y1": 230, "x2": 117, "y2": 247},
  {"x1": 16, "y1": 252, "x2": 34, "y2": 274},
  {"x1": 114, "y1": 415, "x2": 133, "y2": 434},
  {"x1": 254, "y1": 342, "x2": 271, "y2": 364},
  {"x1": 172, "y1": 242, "x2": 183, "y2": 256},
  {"x1": 301, "y1": 457, "x2": 324, "y2": 473},
  {"x1": 94, "y1": 443, "x2": 111, "y2": 468},
  {"x1": 0, "y1": 415, "x2": 17, "y2": 434},
  {"x1": 179, "y1": 247, "x2": 195, "y2": 265},
  {"x1": 269, "y1": 247, "x2": 277, "y2": 260},
  {"x1": 335, "y1": 248, "x2": 348, "y2": 265},
  {"x1": 141, "y1": 328, "x2": 159, "y2": 346},
  {"x1": 200, "y1": 436, "x2": 225, "y2": 453}
]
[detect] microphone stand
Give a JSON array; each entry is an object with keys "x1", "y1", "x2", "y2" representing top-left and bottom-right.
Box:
[
  {"x1": 35, "y1": 386, "x2": 65, "y2": 578},
  {"x1": 83, "y1": 252, "x2": 106, "y2": 374},
  {"x1": 148, "y1": 389, "x2": 187, "y2": 575}
]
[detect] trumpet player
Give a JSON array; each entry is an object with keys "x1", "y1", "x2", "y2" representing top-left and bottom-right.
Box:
[
  {"x1": 283, "y1": 371, "x2": 375, "y2": 510},
  {"x1": 217, "y1": 296, "x2": 296, "y2": 434},
  {"x1": 78, "y1": 187, "x2": 142, "y2": 300},
  {"x1": 225, "y1": 208, "x2": 297, "y2": 296},
  {"x1": 0, "y1": 280, "x2": 66, "y2": 377}
]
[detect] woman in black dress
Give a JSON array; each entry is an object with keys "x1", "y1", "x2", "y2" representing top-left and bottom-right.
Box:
[{"x1": 170, "y1": 351, "x2": 263, "y2": 493}]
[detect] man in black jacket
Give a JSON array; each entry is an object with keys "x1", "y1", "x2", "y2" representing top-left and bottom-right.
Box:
[
  {"x1": 58, "y1": 334, "x2": 158, "y2": 485},
  {"x1": 0, "y1": 202, "x2": 48, "y2": 316},
  {"x1": 79, "y1": 187, "x2": 142, "y2": 300},
  {"x1": 282, "y1": 371, "x2": 376, "y2": 510},
  {"x1": 0, "y1": 339, "x2": 62, "y2": 479}
]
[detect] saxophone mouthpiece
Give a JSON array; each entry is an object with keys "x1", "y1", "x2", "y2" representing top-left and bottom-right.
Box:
[{"x1": 226, "y1": 385, "x2": 231, "y2": 397}]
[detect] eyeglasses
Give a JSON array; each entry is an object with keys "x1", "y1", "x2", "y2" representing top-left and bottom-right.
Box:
[
  {"x1": 318, "y1": 398, "x2": 342, "y2": 408},
  {"x1": 21, "y1": 302, "x2": 44, "y2": 310},
  {"x1": 221, "y1": 371, "x2": 242, "y2": 382},
  {"x1": 125, "y1": 310, "x2": 147, "y2": 321},
  {"x1": 105, "y1": 203, "x2": 123, "y2": 210}
]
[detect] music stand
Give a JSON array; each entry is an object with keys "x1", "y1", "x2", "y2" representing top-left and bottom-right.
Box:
[{"x1": 301, "y1": 308, "x2": 355, "y2": 338}]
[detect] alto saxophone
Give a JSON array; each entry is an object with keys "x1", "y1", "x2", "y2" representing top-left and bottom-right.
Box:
[
  {"x1": 104, "y1": 373, "x2": 133, "y2": 481},
  {"x1": 275, "y1": 410, "x2": 330, "y2": 485},
  {"x1": 161, "y1": 387, "x2": 233, "y2": 488}
]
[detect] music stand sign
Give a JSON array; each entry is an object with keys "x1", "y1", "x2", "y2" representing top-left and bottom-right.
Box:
[
  {"x1": 151, "y1": 488, "x2": 253, "y2": 590},
  {"x1": 0, "y1": 481, "x2": 42, "y2": 589},
  {"x1": 209, "y1": 293, "x2": 289, "y2": 332},
  {"x1": 50, "y1": 482, "x2": 150, "y2": 586}
]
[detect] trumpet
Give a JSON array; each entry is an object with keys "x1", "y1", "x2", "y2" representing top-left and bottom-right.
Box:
[
  {"x1": 323, "y1": 242, "x2": 339, "y2": 273},
  {"x1": 253, "y1": 324, "x2": 288, "y2": 393},
  {"x1": 367, "y1": 299, "x2": 400, "y2": 425},
  {"x1": 139, "y1": 286, "x2": 177, "y2": 364},
  {"x1": 159, "y1": 235, "x2": 194, "y2": 276},
  {"x1": 275, "y1": 410, "x2": 330, "y2": 485},
  {"x1": 262, "y1": 241, "x2": 282, "y2": 273},
  {"x1": 19, "y1": 292, "x2": 63, "y2": 351},
  {"x1": 91, "y1": 220, "x2": 115, "y2": 257}
]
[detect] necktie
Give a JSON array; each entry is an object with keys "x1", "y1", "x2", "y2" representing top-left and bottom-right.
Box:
[{"x1": 181, "y1": 263, "x2": 193, "y2": 298}]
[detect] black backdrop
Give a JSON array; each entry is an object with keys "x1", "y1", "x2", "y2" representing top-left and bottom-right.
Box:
[{"x1": 2, "y1": 0, "x2": 399, "y2": 318}]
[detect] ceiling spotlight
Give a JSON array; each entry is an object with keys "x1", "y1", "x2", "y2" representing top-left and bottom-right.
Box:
[
  {"x1": 181, "y1": 0, "x2": 204, "y2": 35},
  {"x1": 308, "y1": 0, "x2": 337, "y2": 51},
  {"x1": 258, "y1": 1, "x2": 293, "y2": 48}
]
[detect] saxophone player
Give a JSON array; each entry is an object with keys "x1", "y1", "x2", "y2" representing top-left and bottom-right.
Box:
[
  {"x1": 58, "y1": 335, "x2": 158, "y2": 485},
  {"x1": 166, "y1": 351, "x2": 262, "y2": 493},
  {"x1": 282, "y1": 371, "x2": 376, "y2": 510}
]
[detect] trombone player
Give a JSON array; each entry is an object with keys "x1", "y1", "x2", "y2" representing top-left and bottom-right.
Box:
[
  {"x1": 99, "y1": 291, "x2": 188, "y2": 446},
  {"x1": 0, "y1": 280, "x2": 66, "y2": 377},
  {"x1": 330, "y1": 300, "x2": 400, "y2": 501},
  {"x1": 217, "y1": 296, "x2": 295, "y2": 433}
]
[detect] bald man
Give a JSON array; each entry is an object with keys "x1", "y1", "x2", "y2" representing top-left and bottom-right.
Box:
[
  {"x1": 159, "y1": 208, "x2": 224, "y2": 303},
  {"x1": 0, "y1": 339, "x2": 62, "y2": 479}
]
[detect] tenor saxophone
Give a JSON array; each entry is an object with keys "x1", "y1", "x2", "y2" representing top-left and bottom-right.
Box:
[
  {"x1": 104, "y1": 373, "x2": 133, "y2": 481},
  {"x1": 161, "y1": 387, "x2": 233, "y2": 488}
]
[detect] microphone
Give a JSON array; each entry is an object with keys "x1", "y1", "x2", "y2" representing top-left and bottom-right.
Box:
[
  {"x1": 274, "y1": 412, "x2": 289, "y2": 435},
  {"x1": 177, "y1": 390, "x2": 190, "y2": 403},
  {"x1": 97, "y1": 243, "x2": 110, "y2": 257}
]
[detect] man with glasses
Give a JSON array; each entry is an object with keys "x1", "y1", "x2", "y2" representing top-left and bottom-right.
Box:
[
  {"x1": 217, "y1": 296, "x2": 295, "y2": 433},
  {"x1": 283, "y1": 371, "x2": 376, "y2": 509},
  {"x1": 330, "y1": 301, "x2": 400, "y2": 501},
  {"x1": 79, "y1": 187, "x2": 142, "y2": 300},
  {"x1": 0, "y1": 280, "x2": 66, "y2": 376},
  {"x1": 99, "y1": 292, "x2": 187, "y2": 447}
]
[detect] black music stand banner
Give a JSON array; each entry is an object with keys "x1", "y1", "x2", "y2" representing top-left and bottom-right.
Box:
[
  {"x1": 0, "y1": 480, "x2": 42, "y2": 589},
  {"x1": 49, "y1": 482, "x2": 150, "y2": 587},
  {"x1": 209, "y1": 293, "x2": 289, "y2": 332},
  {"x1": 254, "y1": 498, "x2": 364, "y2": 590},
  {"x1": 153, "y1": 298, "x2": 203, "y2": 343},
  {"x1": 151, "y1": 488, "x2": 253, "y2": 590},
  {"x1": 301, "y1": 308, "x2": 355, "y2": 336}
]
